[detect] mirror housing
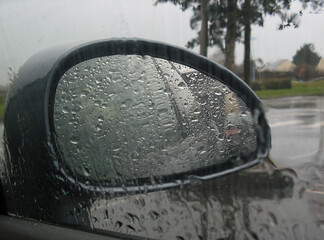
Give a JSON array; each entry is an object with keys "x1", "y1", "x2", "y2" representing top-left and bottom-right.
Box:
[{"x1": 1, "y1": 39, "x2": 270, "y2": 222}]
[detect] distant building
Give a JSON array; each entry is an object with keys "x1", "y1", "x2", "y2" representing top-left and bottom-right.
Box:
[
  {"x1": 316, "y1": 58, "x2": 324, "y2": 73},
  {"x1": 260, "y1": 59, "x2": 296, "y2": 73},
  {"x1": 259, "y1": 59, "x2": 296, "y2": 79}
]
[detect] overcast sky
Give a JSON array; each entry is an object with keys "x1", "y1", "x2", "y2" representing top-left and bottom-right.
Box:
[{"x1": 1, "y1": 0, "x2": 324, "y2": 85}]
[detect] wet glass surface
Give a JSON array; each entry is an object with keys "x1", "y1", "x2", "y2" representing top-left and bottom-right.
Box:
[
  {"x1": 51, "y1": 95, "x2": 323, "y2": 240},
  {"x1": 1, "y1": 0, "x2": 324, "y2": 239},
  {"x1": 54, "y1": 55, "x2": 257, "y2": 181}
]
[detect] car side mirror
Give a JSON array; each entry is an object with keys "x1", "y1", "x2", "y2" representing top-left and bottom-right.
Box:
[{"x1": 1, "y1": 39, "x2": 270, "y2": 219}]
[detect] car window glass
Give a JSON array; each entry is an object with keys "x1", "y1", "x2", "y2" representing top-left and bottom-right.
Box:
[{"x1": 0, "y1": 0, "x2": 324, "y2": 239}]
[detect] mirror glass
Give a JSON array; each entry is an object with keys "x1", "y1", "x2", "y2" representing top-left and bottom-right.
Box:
[{"x1": 54, "y1": 55, "x2": 257, "y2": 181}]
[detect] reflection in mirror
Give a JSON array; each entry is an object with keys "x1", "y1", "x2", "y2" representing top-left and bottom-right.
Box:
[{"x1": 54, "y1": 55, "x2": 257, "y2": 181}]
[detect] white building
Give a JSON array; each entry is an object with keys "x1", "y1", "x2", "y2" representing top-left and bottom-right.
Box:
[
  {"x1": 260, "y1": 59, "x2": 296, "y2": 73},
  {"x1": 316, "y1": 58, "x2": 324, "y2": 73}
]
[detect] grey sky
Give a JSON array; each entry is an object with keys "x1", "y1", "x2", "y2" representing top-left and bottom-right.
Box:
[{"x1": 1, "y1": 0, "x2": 324, "y2": 85}]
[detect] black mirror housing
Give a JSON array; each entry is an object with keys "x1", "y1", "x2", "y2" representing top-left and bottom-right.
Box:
[{"x1": 0, "y1": 39, "x2": 271, "y2": 223}]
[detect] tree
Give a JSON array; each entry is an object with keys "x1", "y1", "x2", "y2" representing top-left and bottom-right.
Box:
[
  {"x1": 292, "y1": 43, "x2": 321, "y2": 67},
  {"x1": 154, "y1": 0, "x2": 209, "y2": 56},
  {"x1": 155, "y1": 0, "x2": 295, "y2": 76},
  {"x1": 241, "y1": 0, "x2": 295, "y2": 85},
  {"x1": 154, "y1": 0, "x2": 322, "y2": 85},
  {"x1": 155, "y1": 0, "x2": 240, "y2": 66},
  {"x1": 200, "y1": 0, "x2": 208, "y2": 56},
  {"x1": 225, "y1": 0, "x2": 239, "y2": 70}
]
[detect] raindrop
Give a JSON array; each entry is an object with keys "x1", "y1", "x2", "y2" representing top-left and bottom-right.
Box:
[
  {"x1": 161, "y1": 209, "x2": 168, "y2": 215},
  {"x1": 62, "y1": 107, "x2": 70, "y2": 114},
  {"x1": 177, "y1": 82, "x2": 186, "y2": 88},
  {"x1": 268, "y1": 211, "x2": 277, "y2": 226},
  {"x1": 82, "y1": 166, "x2": 90, "y2": 177},
  {"x1": 153, "y1": 226, "x2": 164, "y2": 234},
  {"x1": 98, "y1": 116, "x2": 104, "y2": 122},
  {"x1": 317, "y1": 221, "x2": 324, "y2": 230},
  {"x1": 70, "y1": 136, "x2": 79, "y2": 145},
  {"x1": 108, "y1": 92, "x2": 116, "y2": 98},
  {"x1": 138, "y1": 197, "x2": 145, "y2": 207},
  {"x1": 115, "y1": 221, "x2": 123, "y2": 229},
  {"x1": 127, "y1": 225, "x2": 136, "y2": 233},
  {"x1": 104, "y1": 209, "x2": 109, "y2": 222},
  {"x1": 94, "y1": 100, "x2": 101, "y2": 106},
  {"x1": 149, "y1": 210, "x2": 160, "y2": 220}
]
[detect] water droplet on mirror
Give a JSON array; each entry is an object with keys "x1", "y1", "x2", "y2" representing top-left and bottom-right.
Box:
[
  {"x1": 317, "y1": 221, "x2": 324, "y2": 230},
  {"x1": 98, "y1": 116, "x2": 104, "y2": 122},
  {"x1": 127, "y1": 225, "x2": 136, "y2": 233},
  {"x1": 70, "y1": 137, "x2": 79, "y2": 145},
  {"x1": 104, "y1": 209, "x2": 109, "y2": 222},
  {"x1": 177, "y1": 82, "x2": 186, "y2": 88},
  {"x1": 115, "y1": 221, "x2": 123, "y2": 229},
  {"x1": 94, "y1": 100, "x2": 101, "y2": 106},
  {"x1": 82, "y1": 166, "x2": 90, "y2": 177},
  {"x1": 62, "y1": 107, "x2": 69, "y2": 114},
  {"x1": 149, "y1": 210, "x2": 160, "y2": 220},
  {"x1": 267, "y1": 211, "x2": 277, "y2": 226},
  {"x1": 153, "y1": 226, "x2": 164, "y2": 234}
]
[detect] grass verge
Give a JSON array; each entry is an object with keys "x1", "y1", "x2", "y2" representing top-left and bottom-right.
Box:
[
  {"x1": 254, "y1": 79, "x2": 324, "y2": 99},
  {"x1": 0, "y1": 95, "x2": 6, "y2": 120}
]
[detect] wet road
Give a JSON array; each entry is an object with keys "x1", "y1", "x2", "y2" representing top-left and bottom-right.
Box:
[{"x1": 262, "y1": 96, "x2": 324, "y2": 170}]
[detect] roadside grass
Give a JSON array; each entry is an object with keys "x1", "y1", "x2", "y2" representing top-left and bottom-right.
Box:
[
  {"x1": 255, "y1": 79, "x2": 324, "y2": 99},
  {"x1": 0, "y1": 95, "x2": 6, "y2": 120}
]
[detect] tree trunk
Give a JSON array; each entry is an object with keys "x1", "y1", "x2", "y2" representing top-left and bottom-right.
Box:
[
  {"x1": 200, "y1": 0, "x2": 208, "y2": 56},
  {"x1": 243, "y1": 0, "x2": 251, "y2": 86},
  {"x1": 225, "y1": 0, "x2": 238, "y2": 71}
]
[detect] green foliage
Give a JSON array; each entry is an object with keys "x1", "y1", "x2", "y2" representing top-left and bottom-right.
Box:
[
  {"x1": 250, "y1": 82, "x2": 262, "y2": 90},
  {"x1": 0, "y1": 95, "x2": 6, "y2": 119},
  {"x1": 155, "y1": 0, "x2": 322, "y2": 82},
  {"x1": 292, "y1": 43, "x2": 321, "y2": 67},
  {"x1": 278, "y1": 12, "x2": 300, "y2": 30},
  {"x1": 263, "y1": 78, "x2": 292, "y2": 89},
  {"x1": 295, "y1": 63, "x2": 317, "y2": 80},
  {"x1": 251, "y1": 78, "x2": 292, "y2": 90},
  {"x1": 155, "y1": 0, "x2": 298, "y2": 50},
  {"x1": 255, "y1": 79, "x2": 324, "y2": 98}
]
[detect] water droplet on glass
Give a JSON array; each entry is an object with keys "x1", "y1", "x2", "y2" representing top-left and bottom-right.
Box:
[
  {"x1": 177, "y1": 82, "x2": 186, "y2": 88},
  {"x1": 115, "y1": 221, "x2": 123, "y2": 229},
  {"x1": 317, "y1": 221, "x2": 324, "y2": 230},
  {"x1": 149, "y1": 210, "x2": 160, "y2": 220},
  {"x1": 104, "y1": 209, "x2": 109, "y2": 222},
  {"x1": 82, "y1": 166, "x2": 90, "y2": 177},
  {"x1": 98, "y1": 116, "x2": 104, "y2": 122}
]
